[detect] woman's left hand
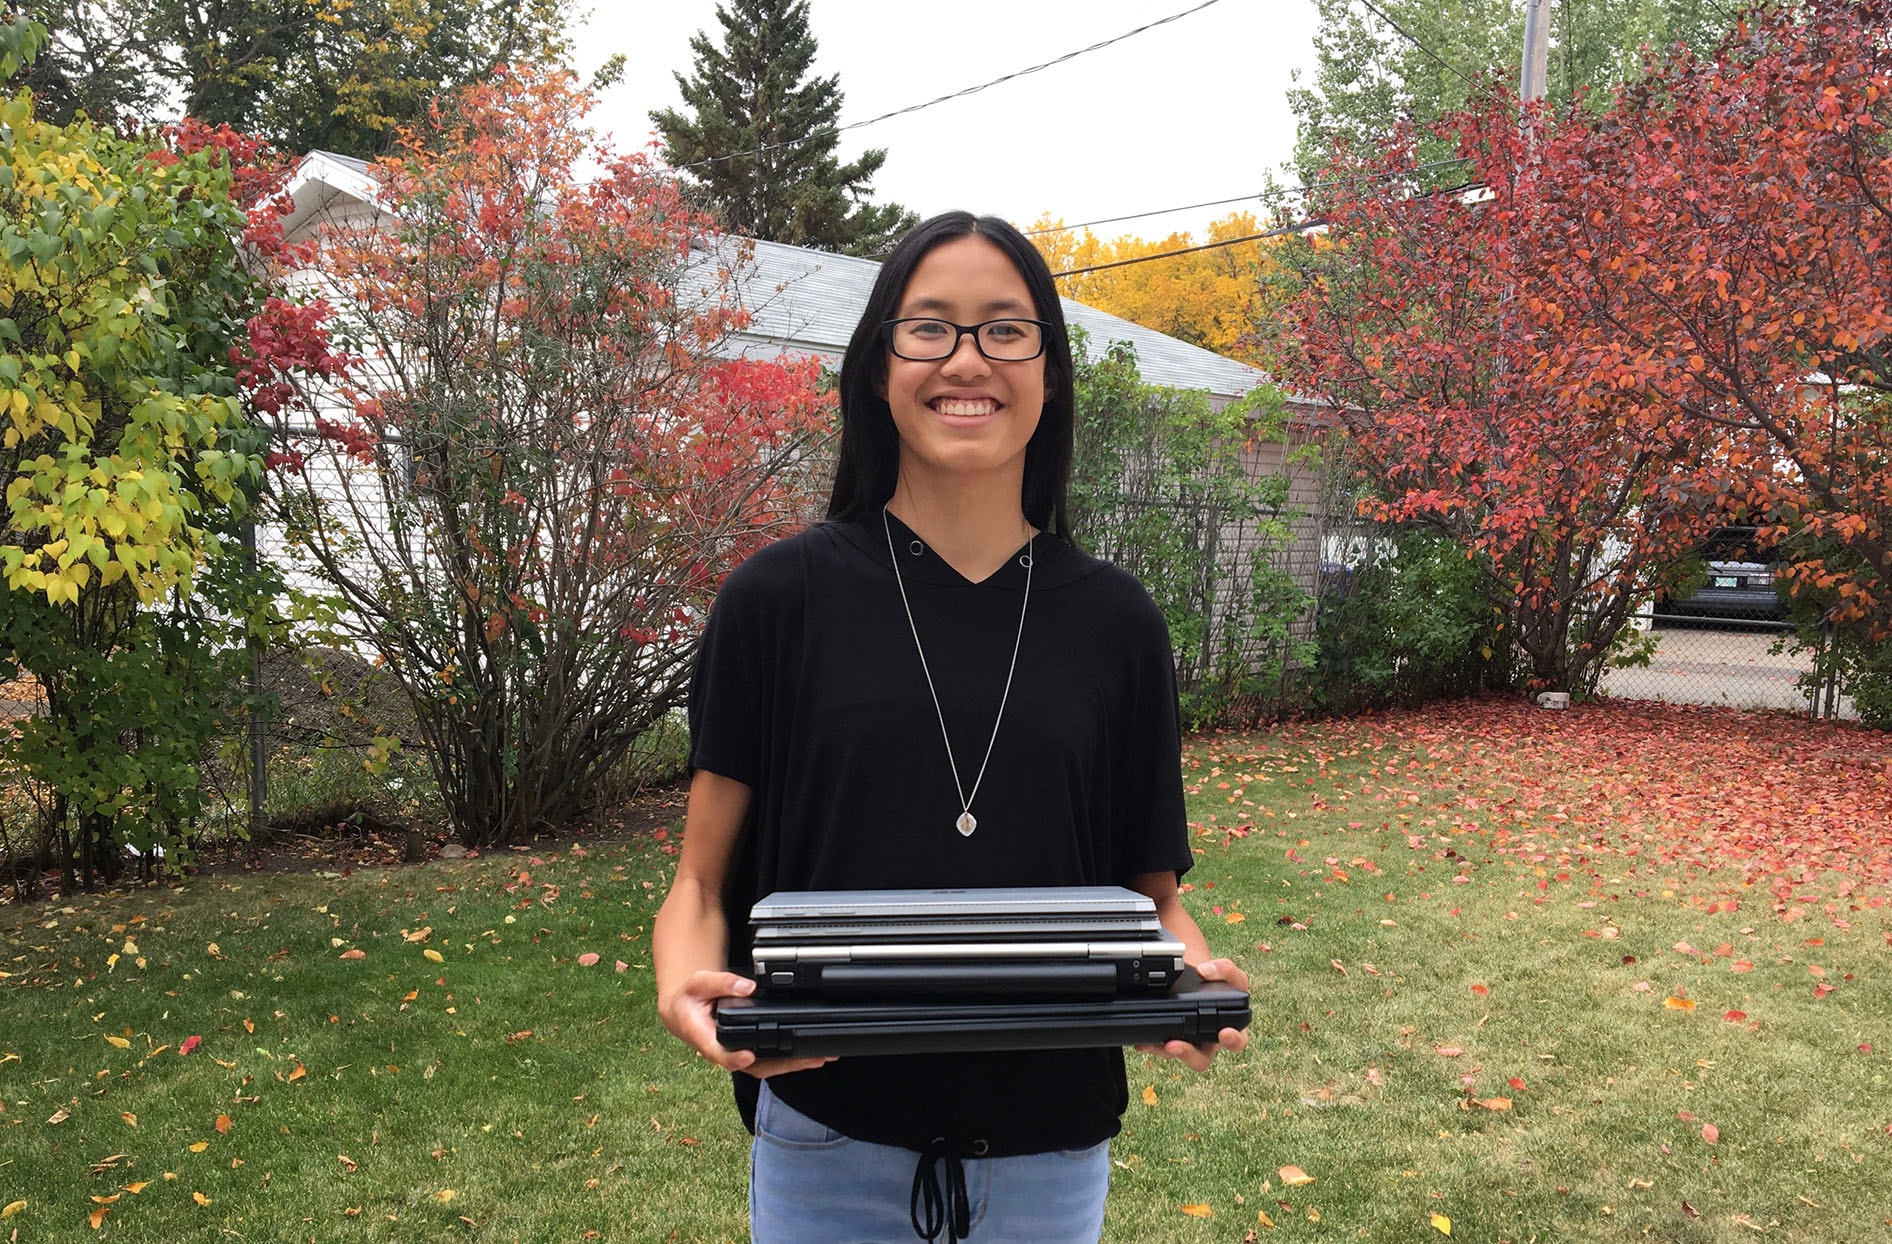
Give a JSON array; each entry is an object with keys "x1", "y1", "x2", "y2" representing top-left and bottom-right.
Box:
[{"x1": 1134, "y1": 958, "x2": 1249, "y2": 1072}]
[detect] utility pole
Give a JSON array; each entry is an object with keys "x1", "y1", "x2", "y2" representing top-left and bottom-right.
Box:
[{"x1": 1519, "y1": 0, "x2": 1553, "y2": 124}]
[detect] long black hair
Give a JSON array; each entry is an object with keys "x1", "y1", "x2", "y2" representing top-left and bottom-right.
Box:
[{"x1": 826, "y1": 211, "x2": 1075, "y2": 539}]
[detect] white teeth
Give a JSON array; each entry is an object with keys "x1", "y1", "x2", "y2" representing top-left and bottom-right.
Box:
[{"x1": 935, "y1": 399, "x2": 997, "y2": 417}]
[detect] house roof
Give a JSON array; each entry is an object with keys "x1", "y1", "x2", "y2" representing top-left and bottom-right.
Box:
[
  {"x1": 721, "y1": 239, "x2": 1267, "y2": 401},
  {"x1": 282, "y1": 154, "x2": 1271, "y2": 402},
  {"x1": 282, "y1": 151, "x2": 380, "y2": 240}
]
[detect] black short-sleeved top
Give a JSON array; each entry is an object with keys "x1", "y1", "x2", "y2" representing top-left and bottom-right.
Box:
[{"x1": 687, "y1": 512, "x2": 1192, "y2": 1157}]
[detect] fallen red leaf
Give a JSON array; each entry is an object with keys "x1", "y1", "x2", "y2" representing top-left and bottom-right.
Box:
[
  {"x1": 1701, "y1": 1123, "x2": 1719, "y2": 1145},
  {"x1": 178, "y1": 1036, "x2": 201, "y2": 1057}
]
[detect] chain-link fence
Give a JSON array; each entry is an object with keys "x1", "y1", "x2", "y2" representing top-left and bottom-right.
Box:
[{"x1": 1599, "y1": 611, "x2": 1855, "y2": 720}]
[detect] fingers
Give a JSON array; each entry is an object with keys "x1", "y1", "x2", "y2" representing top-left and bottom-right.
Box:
[
  {"x1": 741, "y1": 1055, "x2": 839, "y2": 1080},
  {"x1": 1136, "y1": 1025, "x2": 1248, "y2": 1072},
  {"x1": 1193, "y1": 958, "x2": 1250, "y2": 991},
  {"x1": 661, "y1": 971, "x2": 760, "y2": 1069},
  {"x1": 683, "y1": 969, "x2": 756, "y2": 1000}
]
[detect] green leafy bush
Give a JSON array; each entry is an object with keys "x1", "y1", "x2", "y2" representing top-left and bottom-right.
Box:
[
  {"x1": 1301, "y1": 529, "x2": 1517, "y2": 715},
  {"x1": 1066, "y1": 331, "x2": 1311, "y2": 726}
]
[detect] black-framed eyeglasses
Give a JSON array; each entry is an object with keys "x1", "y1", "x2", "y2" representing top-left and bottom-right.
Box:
[{"x1": 882, "y1": 317, "x2": 1051, "y2": 362}]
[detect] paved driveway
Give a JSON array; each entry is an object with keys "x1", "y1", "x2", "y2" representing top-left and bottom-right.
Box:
[{"x1": 1599, "y1": 622, "x2": 1855, "y2": 717}]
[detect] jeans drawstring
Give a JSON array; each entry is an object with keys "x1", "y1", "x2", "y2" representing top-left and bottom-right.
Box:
[{"x1": 909, "y1": 1136, "x2": 986, "y2": 1242}]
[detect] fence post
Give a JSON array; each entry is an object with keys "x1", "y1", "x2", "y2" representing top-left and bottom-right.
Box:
[{"x1": 242, "y1": 520, "x2": 268, "y2": 840}]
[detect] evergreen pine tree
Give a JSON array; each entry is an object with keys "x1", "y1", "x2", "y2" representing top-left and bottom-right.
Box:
[{"x1": 651, "y1": 0, "x2": 916, "y2": 255}]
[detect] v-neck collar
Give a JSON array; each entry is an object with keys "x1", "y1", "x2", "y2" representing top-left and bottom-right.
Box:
[{"x1": 836, "y1": 512, "x2": 1085, "y2": 590}]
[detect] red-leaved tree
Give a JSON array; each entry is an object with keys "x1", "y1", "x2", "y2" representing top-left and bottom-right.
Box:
[
  {"x1": 1523, "y1": 0, "x2": 1892, "y2": 632},
  {"x1": 258, "y1": 66, "x2": 832, "y2": 845},
  {"x1": 1280, "y1": 0, "x2": 1892, "y2": 693},
  {"x1": 1280, "y1": 126, "x2": 1732, "y2": 695}
]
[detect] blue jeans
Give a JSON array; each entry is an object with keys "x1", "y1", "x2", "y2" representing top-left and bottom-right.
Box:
[{"x1": 749, "y1": 1080, "x2": 1111, "y2": 1244}]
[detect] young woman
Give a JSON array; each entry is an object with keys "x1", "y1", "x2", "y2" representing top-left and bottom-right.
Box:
[{"x1": 654, "y1": 212, "x2": 1248, "y2": 1244}]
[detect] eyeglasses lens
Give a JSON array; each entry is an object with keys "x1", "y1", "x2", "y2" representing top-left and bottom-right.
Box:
[{"x1": 890, "y1": 319, "x2": 1043, "y2": 361}]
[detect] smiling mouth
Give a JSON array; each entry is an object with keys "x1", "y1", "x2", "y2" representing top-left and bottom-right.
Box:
[{"x1": 931, "y1": 398, "x2": 999, "y2": 417}]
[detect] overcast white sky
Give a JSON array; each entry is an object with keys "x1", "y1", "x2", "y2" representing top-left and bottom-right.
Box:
[{"x1": 571, "y1": 0, "x2": 1320, "y2": 242}]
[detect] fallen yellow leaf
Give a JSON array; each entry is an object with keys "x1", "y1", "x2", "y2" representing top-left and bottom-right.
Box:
[
  {"x1": 1180, "y1": 1202, "x2": 1212, "y2": 1218},
  {"x1": 120, "y1": 1112, "x2": 137, "y2": 1127},
  {"x1": 1225, "y1": 913, "x2": 1246, "y2": 924},
  {"x1": 89, "y1": 1195, "x2": 120, "y2": 1205},
  {"x1": 1279, "y1": 1165, "x2": 1314, "y2": 1187},
  {"x1": 188, "y1": 1142, "x2": 209, "y2": 1153},
  {"x1": 1256, "y1": 1208, "x2": 1275, "y2": 1229},
  {"x1": 1663, "y1": 996, "x2": 1697, "y2": 1011},
  {"x1": 1141, "y1": 1085, "x2": 1159, "y2": 1106},
  {"x1": 1, "y1": 1200, "x2": 25, "y2": 1219},
  {"x1": 192, "y1": 1191, "x2": 211, "y2": 1206},
  {"x1": 1431, "y1": 1211, "x2": 1453, "y2": 1235},
  {"x1": 423, "y1": 949, "x2": 445, "y2": 964},
  {"x1": 435, "y1": 1189, "x2": 457, "y2": 1204},
  {"x1": 1477, "y1": 1097, "x2": 1512, "y2": 1111},
  {"x1": 287, "y1": 1062, "x2": 307, "y2": 1082},
  {"x1": 121, "y1": 1182, "x2": 149, "y2": 1195},
  {"x1": 104, "y1": 1036, "x2": 130, "y2": 1050},
  {"x1": 88, "y1": 1206, "x2": 109, "y2": 1230}
]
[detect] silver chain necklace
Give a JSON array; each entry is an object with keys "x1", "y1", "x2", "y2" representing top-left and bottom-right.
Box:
[{"x1": 883, "y1": 507, "x2": 1034, "y2": 838}]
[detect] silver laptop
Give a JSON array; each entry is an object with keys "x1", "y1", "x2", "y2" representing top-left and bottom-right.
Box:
[{"x1": 746, "y1": 887, "x2": 1183, "y2": 998}]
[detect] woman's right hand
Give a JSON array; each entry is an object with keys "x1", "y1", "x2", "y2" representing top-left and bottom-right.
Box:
[{"x1": 660, "y1": 968, "x2": 836, "y2": 1079}]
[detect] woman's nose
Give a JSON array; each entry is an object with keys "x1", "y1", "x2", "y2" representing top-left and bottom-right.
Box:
[{"x1": 940, "y1": 329, "x2": 991, "y2": 376}]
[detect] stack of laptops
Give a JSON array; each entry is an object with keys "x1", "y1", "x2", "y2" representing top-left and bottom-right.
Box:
[{"x1": 715, "y1": 886, "x2": 1251, "y2": 1057}]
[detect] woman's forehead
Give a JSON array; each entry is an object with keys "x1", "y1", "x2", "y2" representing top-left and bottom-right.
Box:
[{"x1": 897, "y1": 236, "x2": 1034, "y2": 314}]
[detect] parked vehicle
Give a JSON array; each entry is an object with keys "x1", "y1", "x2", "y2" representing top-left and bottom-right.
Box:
[{"x1": 1657, "y1": 527, "x2": 1786, "y2": 622}]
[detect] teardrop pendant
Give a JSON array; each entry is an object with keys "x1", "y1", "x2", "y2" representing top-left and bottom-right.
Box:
[{"x1": 955, "y1": 811, "x2": 977, "y2": 837}]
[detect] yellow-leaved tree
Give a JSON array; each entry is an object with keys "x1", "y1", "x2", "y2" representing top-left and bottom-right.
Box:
[
  {"x1": 1027, "y1": 211, "x2": 1285, "y2": 362},
  {"x1": 2, "y1": 21, "x2": 292, "y2": 893}
]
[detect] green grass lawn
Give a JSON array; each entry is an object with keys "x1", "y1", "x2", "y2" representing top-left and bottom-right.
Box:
[{"x1": 3, "y1": 699, "x2": 1889, "y2": 1242}]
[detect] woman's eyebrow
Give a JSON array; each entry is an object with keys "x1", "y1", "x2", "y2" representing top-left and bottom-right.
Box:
[{"x1": 901, "y1": 295, "x2": 1035, "y2": 316}]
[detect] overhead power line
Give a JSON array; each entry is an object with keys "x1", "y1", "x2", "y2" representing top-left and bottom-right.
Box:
[
  {"x1": 1354, "y1": 0, "x2": 1481, "y2": 90},
  {"x1": 1050, "y1": 221, "x2": 1317, "y2": 278},
  {"x1": 1047, "y1": 173, "x2": 1489, "y2": 277},
  {"x1": 673, "y1": 0, "x2": 1225, "y2": 174},
  {"x1": 1024, "y1": 158, "x2": 1473, "y2": 237}
]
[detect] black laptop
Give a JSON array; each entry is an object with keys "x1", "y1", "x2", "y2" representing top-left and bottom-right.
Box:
[{"x1": 715, "y1": 966, "x2": 1251, "y2": 1057}]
